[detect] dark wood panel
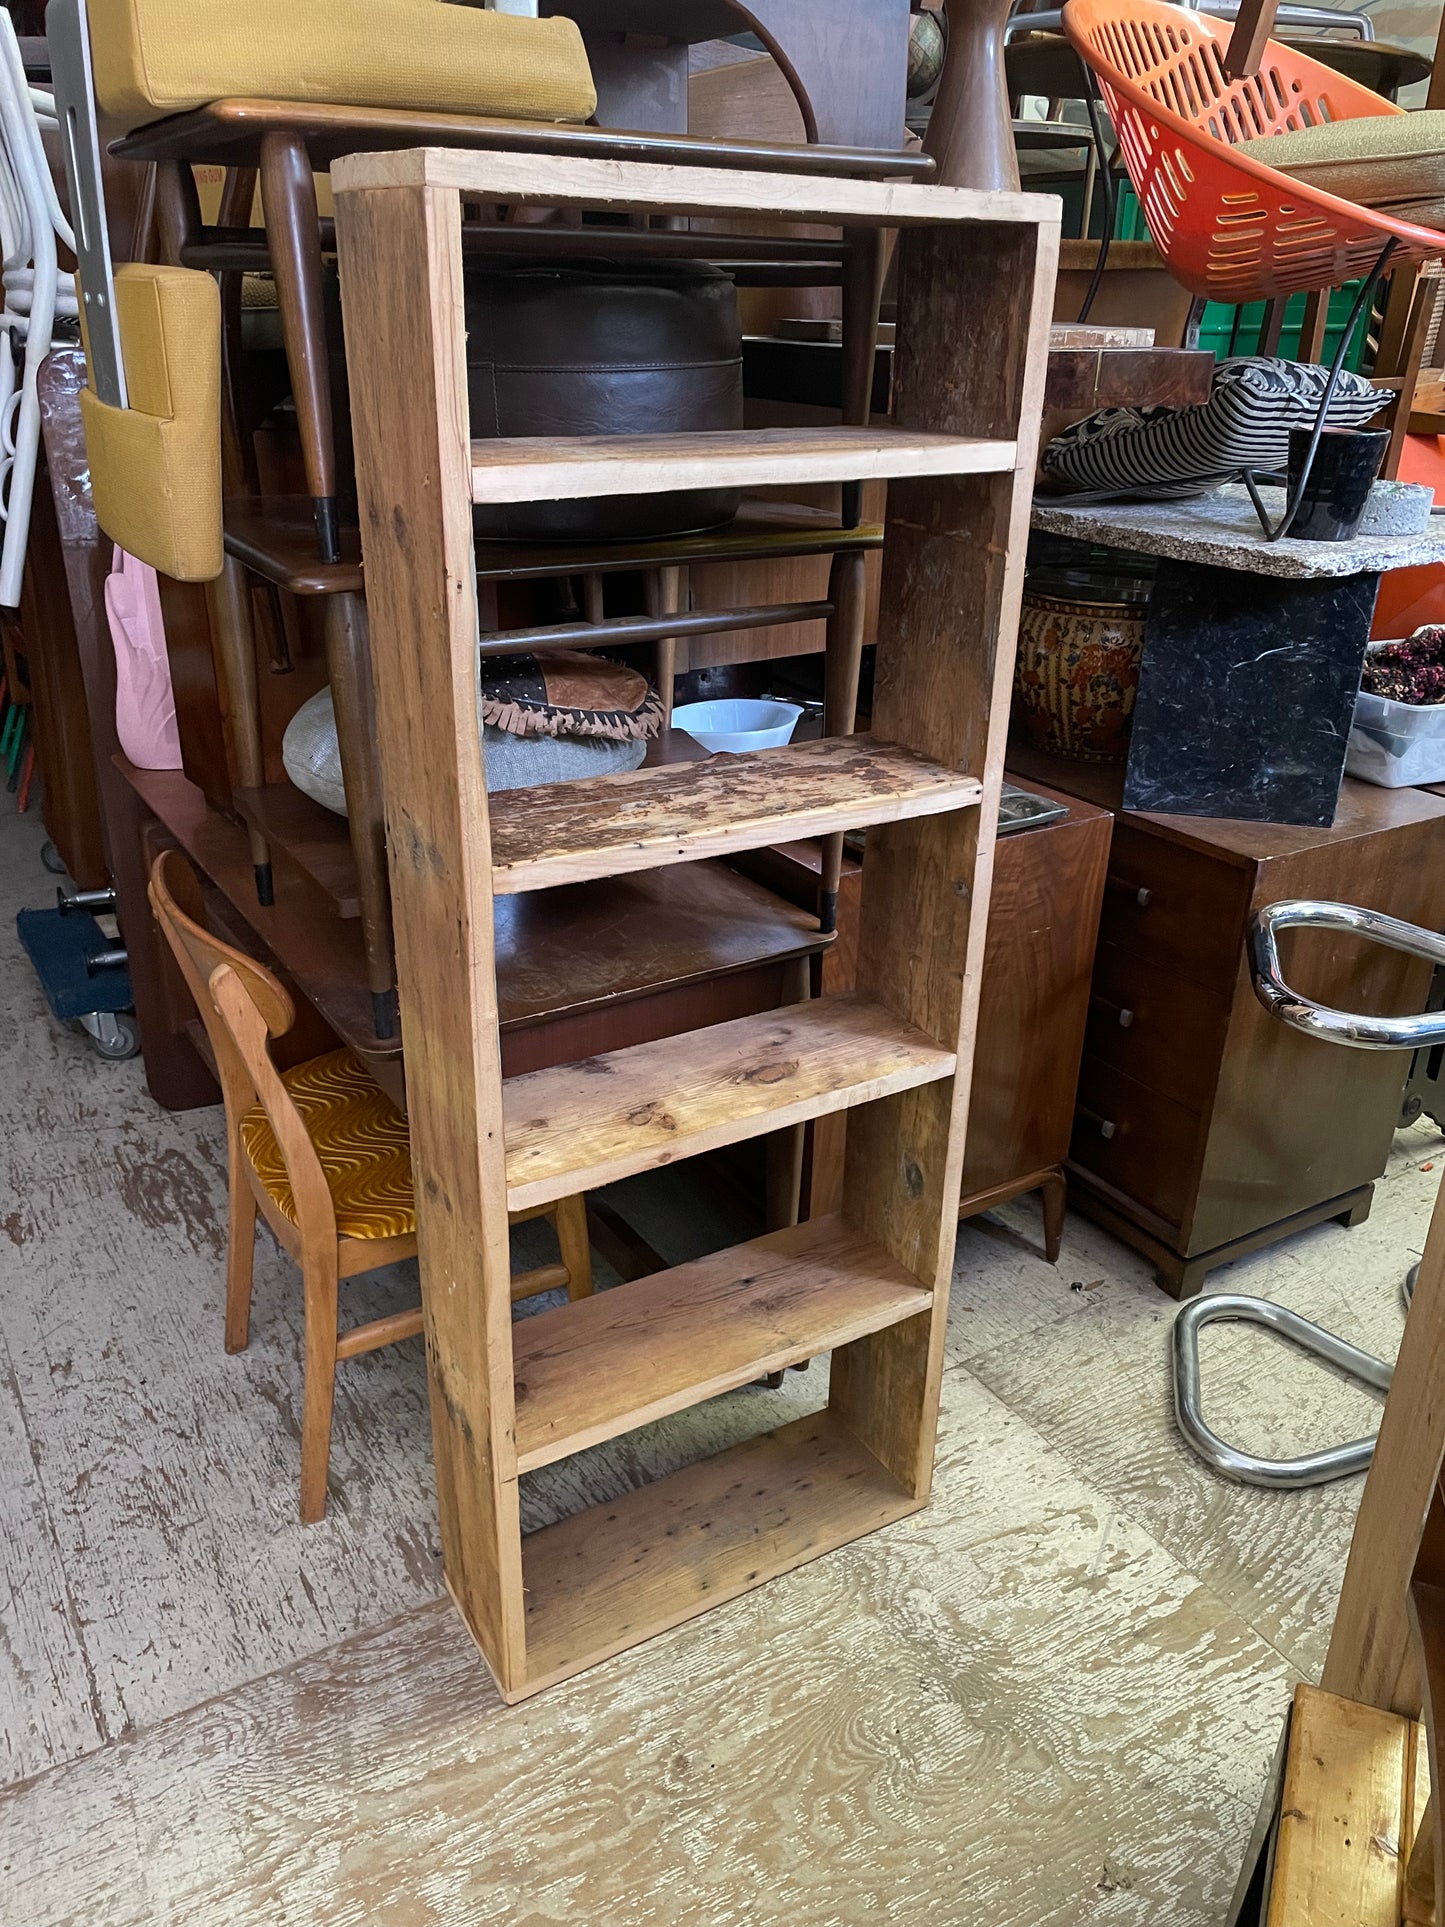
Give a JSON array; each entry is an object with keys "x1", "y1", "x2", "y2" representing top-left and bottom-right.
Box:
[
  {"x1": 15, "y1": 459, "x2": 107, "y2": 887},
  {"x1": 1070, "y1": 1058, "x2": 1204, "y2": 1232},
  {"x1": 1085, "y1": 939, "x2": 1231, "y2": 1115},
  {"x1": 1099, "y1": 821, "x2": 1252, "y2": 992},
  {"x1": 959, "y1": 793, "x2": 1111, "y2": 1195}
]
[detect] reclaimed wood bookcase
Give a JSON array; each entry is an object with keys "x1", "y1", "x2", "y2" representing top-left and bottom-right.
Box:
[{"x1": 330, "y1": 147, "x2": 1058, "y2": 1701}]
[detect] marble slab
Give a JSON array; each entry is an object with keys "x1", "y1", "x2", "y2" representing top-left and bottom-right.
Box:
[
  {"x1": 1033, "y1": 486, "x2": 1445, "y2": 579},
  {"x1": 1123, "y1": 559, "x2": 1377, "y2": 824}
]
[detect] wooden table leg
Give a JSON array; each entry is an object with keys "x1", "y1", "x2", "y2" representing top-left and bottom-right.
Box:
[
  {"x1": 644, "y1": 564, "x2": 683, "y2": 724},
  {"x1": 1040, "y1": 1167, "x2": 1066, "y2": 1264},
  {"x1": 839, "y1": 226, "x2": 885, "y2": 530},
  {"x1": 1299, "y1": 288, "x2": 1329, "y2": 363},
  {"x1": 323, "y1": 592, "x2": 396, "y2": 1039},
  {"x1": 258, "y1": 132, "x2": 339, "y2": 565},
  {"x1": 151, "y1": 157, "x2": 200, "y2": 265},
  {"x1": 818, "y1": 547, "x2": 868, "y2": 934},
  {"x1": 205, "y1": 558, "x2": 272, "y2": 904},
  {"x1": 765, "y1": 953, "x2": 811, "y2": 1231}
]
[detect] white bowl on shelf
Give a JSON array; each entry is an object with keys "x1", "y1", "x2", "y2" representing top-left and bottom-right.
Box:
[{"x1": 671, "y1": 698, "x2": 802, "y2": 754}]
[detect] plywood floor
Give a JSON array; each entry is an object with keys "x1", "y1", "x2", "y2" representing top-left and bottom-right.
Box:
[{"x1": 0, "y1": 793, "x2": 1437, "y2": 1925}]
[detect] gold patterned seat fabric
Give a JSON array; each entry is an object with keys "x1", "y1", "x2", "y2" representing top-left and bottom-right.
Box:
[{"x1": 240, "y1": 1049, "x2": 416, "y2": 1240}]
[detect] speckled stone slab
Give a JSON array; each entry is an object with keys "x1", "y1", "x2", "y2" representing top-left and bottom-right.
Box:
[{"x1": 1033, "y1": 486, "x2": 1445, "y2": 579}]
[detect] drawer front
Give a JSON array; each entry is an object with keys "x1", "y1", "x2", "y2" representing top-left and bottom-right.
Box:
[
  {"x1": 1070, "y1": 1057, "x2": 1206, "y2": 1230},
  {"x1": 1085, "y1": 939, "x2": 1232, "y2": 1113},
  {"x1": 1099, "y1": 823, "x2": 1250, "y2": 991}
]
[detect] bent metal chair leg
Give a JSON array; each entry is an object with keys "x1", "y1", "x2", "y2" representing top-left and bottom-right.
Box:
[
  {"x1": 1172, "y1": 899, "x2": 1445, "y2": 1489},
  {"x1": 1173, "y1": 1294, "x2": 1393, "y2": 1489}
]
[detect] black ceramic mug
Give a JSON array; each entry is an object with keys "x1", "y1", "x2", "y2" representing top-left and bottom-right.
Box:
[{"x1": 1286, "y1": 425, "x2": 1390, "y2": 542}]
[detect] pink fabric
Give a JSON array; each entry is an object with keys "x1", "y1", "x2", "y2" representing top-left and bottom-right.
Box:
[{"x1": 105, "y1": 546, "x2": 181, "y2": 770}]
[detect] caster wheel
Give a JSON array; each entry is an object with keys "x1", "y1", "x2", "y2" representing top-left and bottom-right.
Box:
[
  {"x1": 85, "y1": 1012, "x2": 140, "y2": 1061},
  {"x1": 1401, "y1": 1092, "x2": 1426, "y2": 1129},
  {"x1": 40, "y1": 840, "x2": 67, "y2": 876}
]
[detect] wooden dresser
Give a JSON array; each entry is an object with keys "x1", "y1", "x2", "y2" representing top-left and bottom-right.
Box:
[{"x1": 1011, "y1": 744, "x2": 1445, "y2": 1297}]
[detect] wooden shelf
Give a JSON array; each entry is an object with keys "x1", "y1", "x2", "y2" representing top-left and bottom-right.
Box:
[
  {"x1": 513, "y1": 1215, "x2": 932, "y2": 1474},
  {"x1": 503, "y1": 990, "x2": 956, "y2": 1211},
  {"x1": 488, "y1": 736, "x2": 981, "y2": 895},
  {"x1": 470, "y1": 427, "x2": 1017, "y2": 505},
  {"x1": 222, "y1": 494, "x2": 884, "y2": 597},
  {"x1": 517, "y1": 1410, "x2": 921, "y2": 1698},
  {"x1": 334, "y1": 141, "x2": 1055, "y2": 1697}
]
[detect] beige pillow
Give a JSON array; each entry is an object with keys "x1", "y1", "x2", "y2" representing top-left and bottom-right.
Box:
[{"x1": 1238, "y1": 110, "x2": 1445, "y2": 233}]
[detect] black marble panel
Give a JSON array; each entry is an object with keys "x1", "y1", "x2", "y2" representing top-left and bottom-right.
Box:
[{"x1": 1123, "y1": 560, "x2": 1379, "y2": 826}]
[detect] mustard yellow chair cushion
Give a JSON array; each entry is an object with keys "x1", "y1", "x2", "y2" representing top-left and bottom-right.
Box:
[
  {"x1": 91, "y1": 0, "x2": 596, "y2": 133},
  {"x1": 1239, "y1": 111, "x2": 1445, "y2": 234},
  {"x1": 78, "y1": 263, "x2": 223, "y2": 582},
  {"x1": 240, "y1": 1049, "x2": 417, "y2": 1241}
]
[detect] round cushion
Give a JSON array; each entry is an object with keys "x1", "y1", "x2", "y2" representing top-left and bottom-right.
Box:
[
  {"x1": 283, "y1": 669, "x2": 651, "y2": 817},
  {"x1": 1238, "y1": 111, "x2": 1445, "y2": 233},
  {"x1": 467, "y1": 258, "x2": 744, "y2": 543}
]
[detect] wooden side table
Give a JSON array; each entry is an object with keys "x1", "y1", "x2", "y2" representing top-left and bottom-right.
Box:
[{"x1": 741, "y1": 772, "x2": 1113, "y2": 1261}]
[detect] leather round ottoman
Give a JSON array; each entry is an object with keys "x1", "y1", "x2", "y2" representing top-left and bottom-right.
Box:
[{"x1": 466, "y1": 257, "x2": 744, "y2": 542}]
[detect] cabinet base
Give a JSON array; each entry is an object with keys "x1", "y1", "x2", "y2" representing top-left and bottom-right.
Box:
[
  {"x1": 958, "y1": 1164, "x2": 1067, "y2": 1265},
  {"x1": 1066, "y1": 1174, "x2": 1375, "y2": 1301}
]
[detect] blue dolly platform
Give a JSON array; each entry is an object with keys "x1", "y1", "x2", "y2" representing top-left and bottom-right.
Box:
[{"x1": 16, "y1": 906, "x2": 139, "y2": 1059}]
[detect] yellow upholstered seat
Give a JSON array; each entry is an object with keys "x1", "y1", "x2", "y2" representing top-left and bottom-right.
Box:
[
  {"x1": 78, "y1": 263, "x2": 223, "y2": 582},
  {"x1": 91, "y1": 0, "x2": 596, "y2": 133},
  {"x1": 240, "y1": 1048, "x2": 417, "y2": 1240}
]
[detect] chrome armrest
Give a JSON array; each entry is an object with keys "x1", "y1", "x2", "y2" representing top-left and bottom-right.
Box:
[{"x1": 1250, "y1": 899, "x2": 1445, "y2": 1051}]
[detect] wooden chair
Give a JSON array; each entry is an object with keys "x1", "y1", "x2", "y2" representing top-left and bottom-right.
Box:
[{"x1": 146, "y1": 847, "x2": 594, "y2": 1523}]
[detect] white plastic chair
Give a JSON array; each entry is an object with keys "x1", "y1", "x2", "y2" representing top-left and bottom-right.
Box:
[{"x1": 0, "y1": 14, "x2": 76, "y2": 609}]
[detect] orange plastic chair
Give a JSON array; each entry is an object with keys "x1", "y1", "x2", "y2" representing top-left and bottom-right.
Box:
[{"x1": 1062, "y1": 0, "x2": 1445, "y2": 305}]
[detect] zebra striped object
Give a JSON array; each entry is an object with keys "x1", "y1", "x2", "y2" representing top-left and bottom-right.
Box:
[{"x1": 1041, "y1": 356, "x2": 1387, "y2": 504}]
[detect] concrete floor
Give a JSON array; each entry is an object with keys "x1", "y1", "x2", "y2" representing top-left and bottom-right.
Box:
[{"x1": 0, "y1": 787, "x2": 1438, "y2": 1925}]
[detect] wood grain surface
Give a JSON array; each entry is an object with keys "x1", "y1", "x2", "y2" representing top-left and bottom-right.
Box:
[
  {"x1": 502, "y1": 992, "x2": 957, "y2": 1211},
  {"x1": 1266, "y1": 1685, "x2": 1409, "y2": 1927},
  {"x1": 331, "y1": 144, "x2": 1057, "y2": 229},
  {"x1": 12, "y1": 784, "x2": 1426, "y2": 1924},
  {"x1": 486, "y1": 736, "x2": 981, "y2": 894},
  {"x1": 512, "y1": 1215, "x2": 930, "y2": 1472},
  {"x1": 469, "y1": 425, "x2": 1015, "y2": 504}
]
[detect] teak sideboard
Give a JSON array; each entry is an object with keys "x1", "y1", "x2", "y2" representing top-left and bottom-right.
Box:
[{"x1": 330, "y1": 145, "x2": 1058, "y2": 1699}]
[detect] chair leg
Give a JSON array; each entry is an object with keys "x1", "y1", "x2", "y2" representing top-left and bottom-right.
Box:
[
  {"x1": 554, "y1": 1193, "x2": 595, "y2": 1300},
  {"x1": 258, "y1": 131, "x2": 339, "y2": 563},
  {"x1": 818, "y1": 548, "x2": 868, "y2": 935},
  {"x1": 225, "y1": 1140, "x2": 258, "y2": 1354},
  {"x1": 206, "y1": 558, "x2": 273, "y2": 904},
  {"x1": 298, "y1": 1245, "x2": 340, "y2": 1523},
  {"x1": 322, "y1": 593, "x2": 396, "y2": 1038},
  {"x1": 1040, "y1": 1168, "x2": 1067, "y2": 1267}
]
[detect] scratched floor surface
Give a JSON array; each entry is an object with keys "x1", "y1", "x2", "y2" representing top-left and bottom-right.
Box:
[{"x1": 0, "y1": 790, "x2": 1437, "y2": 1925}]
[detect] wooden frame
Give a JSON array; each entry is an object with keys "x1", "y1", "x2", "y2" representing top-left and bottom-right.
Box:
[{"x1": 331, "y1": 146, "x2": 1058, "y2": 1699}]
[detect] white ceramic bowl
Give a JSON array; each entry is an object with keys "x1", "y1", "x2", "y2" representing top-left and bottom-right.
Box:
[{"x1": 671, "y1": 698, "x2": 802, "y2": 754}]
